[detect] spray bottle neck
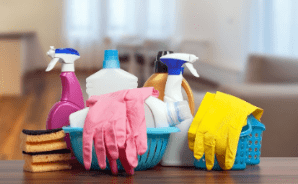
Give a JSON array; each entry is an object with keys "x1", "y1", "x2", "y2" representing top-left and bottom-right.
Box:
[
  {"x1": 61, "y1": 63, "x2": 75, "y2": 72},
  {"x1": 60, "y1": 72, "x2": 84, "y2": 108},
  {"x1": 164, "y1": 74, "x2": 184, "y2": 102}
]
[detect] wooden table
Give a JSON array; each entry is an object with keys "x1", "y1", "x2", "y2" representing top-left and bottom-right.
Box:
[{"x1": 1, "y1": 158, "x2": 298, "y2": 183}]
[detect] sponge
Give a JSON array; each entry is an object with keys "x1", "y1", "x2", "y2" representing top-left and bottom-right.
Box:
[
  {"x1": 21, "y1": 128, "x2": 72, "y2": 172},
  {"x1": 21, "y1": 128, "x2": 66, "y2": 143},
  {"x1": 23, "y1": 149, "x2": 71, "y2": 163},
  {"x1": 22, "y1": 139, "x2": 67, "y2": 152}
]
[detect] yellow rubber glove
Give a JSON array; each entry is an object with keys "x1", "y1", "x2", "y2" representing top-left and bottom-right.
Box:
[
  {"x1": 188, "y1": 92, "x2": 215, "y2": 152},
  {"x1": 188, "y1": 91, "x2": 263, "y2": 170}
]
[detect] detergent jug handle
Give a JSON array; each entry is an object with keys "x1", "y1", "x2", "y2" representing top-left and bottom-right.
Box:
[{"x1": 182, "y1": 78, "x2": 195, "y2": 116}]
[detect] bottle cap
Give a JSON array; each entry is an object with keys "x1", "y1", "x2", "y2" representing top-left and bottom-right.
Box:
[
  {"x1": 103, "y1": 50, "x2": 120, "y2": 69},
  {"x1": 154, "y1": 51, "x2": 174, "y2": 73}
]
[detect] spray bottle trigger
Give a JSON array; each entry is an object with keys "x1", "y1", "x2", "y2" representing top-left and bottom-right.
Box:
[
  {"x1": 46, "y1": 58, "x2": 60, "y2": 72},
  {"x1": 185, "y1": 63, "x2": 199, "y2": 77}
]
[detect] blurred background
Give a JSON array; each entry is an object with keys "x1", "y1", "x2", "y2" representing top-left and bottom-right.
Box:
[{"x1": 1, "y1": 0, "x2": 298, "y2": 160}]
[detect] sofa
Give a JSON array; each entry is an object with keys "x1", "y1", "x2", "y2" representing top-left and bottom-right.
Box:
[{"x1": 219, "y1": 54, "x2": 298, "y2": 157}]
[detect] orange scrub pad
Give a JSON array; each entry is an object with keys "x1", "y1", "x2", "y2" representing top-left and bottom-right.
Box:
[
  {"x1": 23, "y1": 149, "x2": 71, "y2": 163},
  {"x1": 21, "y1": 128, "x2": 72, "y2": 172},
  {"x1": 21, "y1": 128, "x2": 66, "y2": 143},
  {"x1": 22, "y1": 139, "x2": 67, "y2": 152}
]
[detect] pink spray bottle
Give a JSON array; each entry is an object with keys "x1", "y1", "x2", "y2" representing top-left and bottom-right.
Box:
[{"x1": 45, "y1": 46, "x2": 85, "y2": 150}]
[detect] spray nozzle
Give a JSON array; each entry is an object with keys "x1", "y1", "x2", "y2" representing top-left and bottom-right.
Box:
[
  {"x1": 160, "y1": 53, "x2": 199, "y2": 77},
  {"x1": 46, "y1": 46, "x2": 80, "y2": 72}
]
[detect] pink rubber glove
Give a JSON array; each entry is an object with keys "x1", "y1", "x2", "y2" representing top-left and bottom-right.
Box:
[
  {"x1": 124, "y1": 88, "x2": 159, "y2": 168},
  {"x1": 100, "y1": 87, "x2": 159, "y2": 174},
  {"x1": 83, "y1": 96, "x2": 126, "y2": 173},
  {"x1": 83, "y1": 87, "x2": 158, "y2": 175}
]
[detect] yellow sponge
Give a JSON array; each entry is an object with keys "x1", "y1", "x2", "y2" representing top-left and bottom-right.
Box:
[
  {"x1": 21, "y1": 128, "x2": 66, "y2": 143},
  {"x1": 23, "y1": 149, "x2": 71, "y2": 163},
  {"x1": 23, "y1": 162, "x2": 71, "y2": 172},
  {"x1": 21, "y1": 128, "x2": 72, "y2": 173},
  {"x1": 22, "y1": 139, "x2": 67, "y2": 152}
]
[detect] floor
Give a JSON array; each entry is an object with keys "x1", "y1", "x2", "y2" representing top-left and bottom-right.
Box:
[
  {"x1": 0, "y1": 70, "x2": 89, "y2": 160},
  {"x1": 0, "y1": 69, "x2": 216, "y2": 160}
]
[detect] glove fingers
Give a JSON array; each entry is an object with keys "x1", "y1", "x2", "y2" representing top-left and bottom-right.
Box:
[
  {"x1": 193, "y1": 132, "x2": 204, "y2": 160},
  {"x1": 82, "y1": 129, "x2": 94, "y2": 170},
  {"x1": 225, "y1": 126, "x2": 241, "y2": 170},
  {"x1": 125, "y1": 121, "x2": 138, "y2": 168},
  {"x1": 188, "y1": 92, "x2": 215, "y2": 152},
  {"x1": 104, "y1": 120, "x2": 119, "y2": 174},
  {"x1": 214, "y1": 125, "x2": 229, "y2": 170},
  {"x1": 125, "y1": 90, "x2": 148, "y2": 155},
  {"x1": 203, "y1": 132, "x2": 216, "y2": 171},
  {"x1": 106, "y1": 150, "x2": 118, "y2": 175},
  {"x1": 126, "y1": 137, "x2": 138, "y2": 168},
  {"x1": 119, "y1": 147, "x2": 135, "y2": 175},
  {"x1": 135, "y1": 118, "x2": 147, "y2": 155},
  {"x1": 104, "y1": 121, "x2": 118, "y2": 160},
  {"x1": 94, "y1": 125, "x2": 106, "y2": 170},
  {"x1": 188, "y1": 138, "x2": 195, "y2": 152},
  {"x1": 115, "y1": 118, "x2": 127, "y2": 149}
]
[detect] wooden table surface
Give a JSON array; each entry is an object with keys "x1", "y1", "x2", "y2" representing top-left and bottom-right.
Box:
[{"x1": 1, "y1": 158, "x2": 298, "y2": 184}]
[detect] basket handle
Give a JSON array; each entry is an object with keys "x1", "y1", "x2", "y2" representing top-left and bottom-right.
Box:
[
  {"x1": 240, "y1": 119, "x2": 252, "y2": 137},
  {"x1": 62, "y1": 126, "x2": 83, "y2": 133}
]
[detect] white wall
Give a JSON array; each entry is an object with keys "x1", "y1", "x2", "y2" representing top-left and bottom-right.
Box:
[
  {"x1": 0, "y1": 0, "x2": 66, "y2": 72},
  {"x1": 0, "y1": 0, "x2": 249, "y2": 75},
  {"x1": 176, "y1": 0, "x2": 250, "y2": 72}
]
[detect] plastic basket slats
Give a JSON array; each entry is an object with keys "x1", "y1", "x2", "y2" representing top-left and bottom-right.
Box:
[
  {"x1": 137, "y1": 140, "x2": 149, "y2": 168},
  {"x1": 246, "y1": 115, "x2": 265, "y2": 165},
  {"x1": 232, "y1": 136, "x2": 247, "y2": 169},
  {"x1": 136, "y1": 139, "x2": 152, "y2": 170},
  {"x1": 147, "y1": 137, "x2": 162, "y2": 168},
  {"x1": 146, "y1": 137, "x2": 158, "y2": 169},
  {"x1": 63, "y1": 126, "x2": 179, "y2": 171},
  {"x1": 246, "y1": 130, "x2": 264, "y2": 165},
  {"x1": 147, "y1": 138, "x2": 160, "y2": 168},
  {"x1": 159, "y1": 134, "x2": 170, "y2": 159}
]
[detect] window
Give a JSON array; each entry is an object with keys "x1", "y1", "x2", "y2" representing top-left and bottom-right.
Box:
[
  {"x1": 249, "y1": 0, "x2": 298, "y2": 57},
  {"x1": 65, "y1": 0, "x2": 176, "y2": 43}
]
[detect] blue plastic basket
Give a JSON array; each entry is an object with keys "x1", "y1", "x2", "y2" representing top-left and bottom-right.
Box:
[
  {"x1": 194, "y1": 120, "x2": 252, "y2": 170},
  {"x1": 246, "y1": 115, "x2": 266, "y2": 165},
  {"x1": 62, "y1": 126, "x2": 180, "y2": 171}
]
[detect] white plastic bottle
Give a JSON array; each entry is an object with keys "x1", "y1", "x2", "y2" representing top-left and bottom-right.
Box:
[
  {"x1": 159, "y1": 53, "x2": 199, "y2": 166},
  {"x1": 69, "y1": 50, "x2": 138, "y2": 128},
  {"x1": 86, "y1": 50, "x2": 138, "y2": 97}
]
